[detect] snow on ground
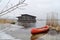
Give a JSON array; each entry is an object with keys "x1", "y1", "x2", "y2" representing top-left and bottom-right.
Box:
[
  {"x1": 0, "y1": 32, "x2": 14, "y2": 39},
  {"x1": 0, "y1": 24, "x2": 23, "y2": 40}
]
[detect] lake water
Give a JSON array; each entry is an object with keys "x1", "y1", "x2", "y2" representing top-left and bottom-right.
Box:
[
  {"x1": 17, "y1": 20, "x2": 46, "y2": 28},
  {"x1": 0, "y1": 20, "x2": 60, "y2": 40}
]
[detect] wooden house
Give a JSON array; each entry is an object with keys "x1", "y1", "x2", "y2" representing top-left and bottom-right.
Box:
[
  {"x1": 17, "y1": 14, "x2": 36, "y2": 27},
  {"x1": 17, "y1": 14, "x2": 36, "y2": 23}
]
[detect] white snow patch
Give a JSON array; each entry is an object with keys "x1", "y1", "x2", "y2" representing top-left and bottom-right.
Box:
[{"x1": 0, "y1": 32, "x2": 14, "y2": 39}]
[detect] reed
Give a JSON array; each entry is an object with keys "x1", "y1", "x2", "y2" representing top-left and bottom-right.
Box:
[{"x1": 46, "y1": 13, "x2": 60, "y2": 31}]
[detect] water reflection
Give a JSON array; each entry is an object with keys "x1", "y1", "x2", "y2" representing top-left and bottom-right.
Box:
[
  {"x1": 1, "y1": 20, "x2": 60, "y2": 40},
  {"x1": 17, "y1": 20, "x2": 36, "y2": 28},
  {"x1": 18, "y1": 21, "x2": 46, "y2": 28},
  {"x1": 31, "y1": 31, "x2": 48, "y2": 40},
  {"x1": 20, "y1": 22, "x2": 36, "y2": 28},
  {"x1": 31, "y1": 29, "x2": 60, "y2": 40},
  {"x1": 48, "y1": 29, "x2": 57, "y2": 36}
]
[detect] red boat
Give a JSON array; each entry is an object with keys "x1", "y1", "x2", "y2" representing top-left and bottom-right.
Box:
[{"x1": 31, "y1": 25, "x2": 49, "y2": 34}]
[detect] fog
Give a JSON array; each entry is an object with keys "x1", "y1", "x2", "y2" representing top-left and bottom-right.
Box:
[{"x1": 0, "y1": 0, "x2": 60, "y2": 19}]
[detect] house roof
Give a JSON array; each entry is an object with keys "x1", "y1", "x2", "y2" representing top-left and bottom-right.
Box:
[{"x1": 17, "y1": 14, "x2": 36, "y2": 18}]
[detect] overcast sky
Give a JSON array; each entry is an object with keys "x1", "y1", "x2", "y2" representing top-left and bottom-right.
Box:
[{"x1": 0, "y1": 0, "x2": 60, "y2": 19}]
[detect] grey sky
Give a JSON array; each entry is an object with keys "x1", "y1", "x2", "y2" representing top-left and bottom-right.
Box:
[{"x1": 0, "y1": 0, "x2": 60, "y2": 19}]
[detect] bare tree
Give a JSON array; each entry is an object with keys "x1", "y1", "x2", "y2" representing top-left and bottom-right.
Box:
[{"x1": 0, "y1": 0, "x2": 27, "y2": 16}]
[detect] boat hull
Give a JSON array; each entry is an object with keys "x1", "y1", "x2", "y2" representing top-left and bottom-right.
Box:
[{"x1": 31, "y1": 25, "x2": 49, "y2": 34}]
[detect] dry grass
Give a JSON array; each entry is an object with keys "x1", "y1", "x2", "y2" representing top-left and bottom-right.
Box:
[{"x1": 48, "y1": 25, "x2": 60, "y2": 32}]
